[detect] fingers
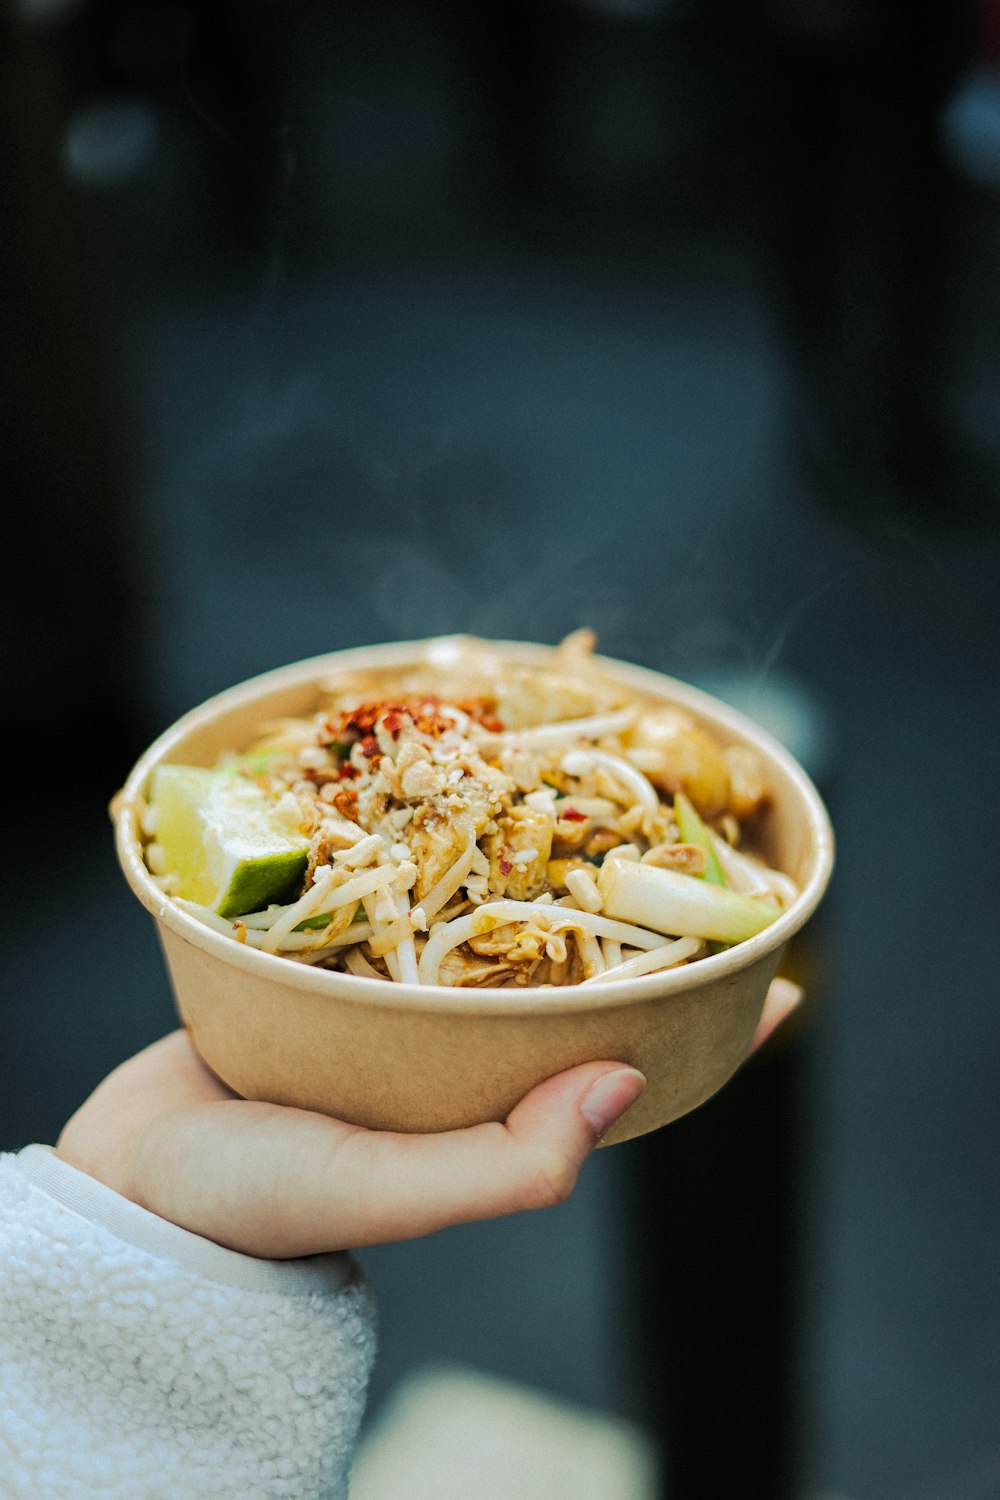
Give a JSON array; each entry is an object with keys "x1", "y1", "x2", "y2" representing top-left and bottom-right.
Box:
[
  {"x1": 122, "y1": 978, "x2": 801, "y2": 1263},
  {"x1": 750, "y1": 977, "x2": 804, "y2": 1053},
  {"x1": 324, "y1": 1061, "x2": 646, "y2": 1250},
  {"x1": 56, "y1": 1032, "x2": 236, "y2": 1193},
  {"x1": 337, "y1": 977, "x2": 801, "y2": 1254},
  {"x1": 132, "y1": 1061, "x2": 646, "y2": 1258}
]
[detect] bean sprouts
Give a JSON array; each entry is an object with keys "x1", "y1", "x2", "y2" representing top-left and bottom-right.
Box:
[{"x1": 149, "y1": 634, "x2": 796, "y2": 988}]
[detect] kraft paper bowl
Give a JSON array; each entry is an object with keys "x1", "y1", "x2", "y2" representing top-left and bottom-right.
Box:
[{"x1": 113, "y1": 638, "x2": 834, "y2": 1145}]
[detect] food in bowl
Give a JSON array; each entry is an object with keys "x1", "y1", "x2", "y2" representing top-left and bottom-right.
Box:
[
  {"x1": 114, "y1": 634, "x2": 833, "y2": 1136},
  {"x1": 139, "y1": 631, "x2": 798, "y2": 990}
]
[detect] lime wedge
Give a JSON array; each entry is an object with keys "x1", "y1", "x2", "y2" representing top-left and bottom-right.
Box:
[{"x1": 150, "y1": 764, "x2": 310, "y2": 919}]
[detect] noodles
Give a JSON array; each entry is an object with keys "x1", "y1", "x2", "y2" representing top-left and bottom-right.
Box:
[
  {"x1": 392, "y1": 890, "x2": 420, "y2": 986},
  {"x1": 262, "y1": 866, "x2": 393, "y2": 954},
  {"x1": 600, "y1": 937, "x2": 622, "y2": 969},
  {"x1": 560, "y1": 748, "x2": 660, "y2": 824},
  {"x1": 416, "y1": 899, "x2": 688, "y2": 986},
  {"x1": 710, "y1": 832, "x2": 800, "y2": 905},
  {"x1": 582, "y1": 936, "x2": 703, "y2": 984},
  {"x1": 343, "y1": 946, "x2": 383, "y2": 980},
  {"x1": 417, "y1": 834, "x2": 480, "y2": 921},
  {"x1": 148, "y1": 634, "x2": 797, "y2": 988},
  {"x1": 176, "y1": 898, "x2": 372, "y2": 955}
]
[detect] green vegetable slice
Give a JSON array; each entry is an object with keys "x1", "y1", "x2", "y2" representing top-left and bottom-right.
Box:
[
  {"x1": 293, "y1": 912, "x2": 334, "y2": 931},
  {"x1": 150, "y1": 764, "x2": 310, "y2": 918},
  {"x1": 293, "y1": 902, "x2": 365, "y2": 932},
  {"x1": 597, "y1": 857, "x2": 779, "y2": 945},
  {"x1": 674, "y1": 791, "x2": 727, "y2": 887}
]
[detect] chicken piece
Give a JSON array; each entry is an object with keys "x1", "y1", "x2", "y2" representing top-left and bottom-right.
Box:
[
  {"x1": 409, "y1": 806, "x2": 477, "y2": 903},
  {"x1": 399, "y1": 759, "x2": 447, "y2": 800},
  {"x1": 454, "y1": 759, "x2": 517, "y2": 833},
  {"x1": 582, "y1": 828, "x2": 625, "y2": 860},
  {"x1": 494, "y1": 671, "x2": 614, "y2": 730},
  {"x1": 552, "y1": 627, "x2": 598, "y2": 670},
  {"x1": 550, "y1": 796, "x2": 617, "y2": 856},
  {"x1": 627, "y1": 710, "x2": 731, "y2": 821},
  {"x1": 483, "y1": 805, "x2": 554, "y2": 900},
  {"x1": 496, "y1": 745, "x2": 544, "y2": 794},
  {"x1": 467, "y1": 923, "x2": 545, "y2": 964},
  {"x1": 437, "y1": 948, "x2": 520, "y2": 987},
  {"x1": 723, "y1": 745, "x2": 768, "y2": 820},
  {"x1": 546, "y1": 856, "x2": 588, "y2": 891}
]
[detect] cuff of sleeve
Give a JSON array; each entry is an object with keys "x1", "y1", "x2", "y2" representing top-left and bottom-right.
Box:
[{"x1": 10, "y1": 1145, "x2": 357, "y2": 1298}]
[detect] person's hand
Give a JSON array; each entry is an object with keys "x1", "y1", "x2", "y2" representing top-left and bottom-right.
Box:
[{"x1": 55, "y1": 978, "x2": 801, "y2": 1260}]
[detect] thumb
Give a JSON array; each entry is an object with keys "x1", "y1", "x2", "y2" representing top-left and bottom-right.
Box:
[
  {"x1": 506, "y1": 1061, "x2": 649, "y2": 1156},
  {"x1": 126, "y1": 1059, "x2": 648, "y2": 1258},
  {"x1": 315, "y1": 1061, "x2": 648, "y2": 1248}
]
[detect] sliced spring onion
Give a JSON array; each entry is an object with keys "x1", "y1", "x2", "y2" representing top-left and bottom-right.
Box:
[
  {"x1": 294, "y1": 911, "x2": 343, "y2": 931},
  {"x1": 709, "y1": 832, "x2": 800, "y2": 906},
  {"x1": 598, "y1": 858, "x2": 779, "y2": 945},
  {"x1": 673, "y1": 791, "x2": 727, "y2": 887}
]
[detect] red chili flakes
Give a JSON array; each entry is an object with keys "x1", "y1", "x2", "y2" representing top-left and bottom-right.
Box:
[
  {"x1": 561, "y1": 807, "x2": 587, "y2": 822},
  {"x1": 341, "y1": 703, "x2": 389, "y2": 735},
  {"x1": 333, "y1": 694, "x2": 503, "y2": 741},
  {"x1": 409, "y1": 699, "x2": 451, "y2": 737},
  {"x1": 451, "y1": 696, "x2": 503, "y2": 731},
  {"x1": 359, "y1": 734, "x2": 380, "y2": 760},
  {"x1": 338, "y1": 762, "x2": 360, "y2": 781},
  {"x1": 499, "y1": 857, "x2": 513, "y2": 877}
]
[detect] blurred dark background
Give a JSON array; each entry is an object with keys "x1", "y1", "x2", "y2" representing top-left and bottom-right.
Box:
[{"x1": 3, "y1": 2, "x2": 999, "y2": 1497}]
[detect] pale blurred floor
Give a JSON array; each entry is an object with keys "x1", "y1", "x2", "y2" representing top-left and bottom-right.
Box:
[
  {"x1": 349, "y1": 1365, "x2": 865, "y2": 1500},
  {"x1": 349, "y1": 1365, "x2": 659, "y2": 1500}
]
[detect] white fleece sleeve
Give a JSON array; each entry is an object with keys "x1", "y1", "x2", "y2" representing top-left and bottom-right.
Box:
[{"x1": 0, "y1": 1146, "x2": 377, "y2": 1500}]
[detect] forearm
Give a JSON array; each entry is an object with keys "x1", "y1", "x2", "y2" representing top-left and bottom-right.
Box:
[{"x1": 0, "y1": 1147, "x2": 376, "y2": 1500}]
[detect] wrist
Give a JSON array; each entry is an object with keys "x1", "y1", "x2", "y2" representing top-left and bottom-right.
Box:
[{"x1": 55, "y1": 1118, "x2": 142, "y2": 1214}]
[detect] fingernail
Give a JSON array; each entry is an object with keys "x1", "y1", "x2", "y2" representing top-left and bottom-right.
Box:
[{"x1": 581, "y1": 1068, "x2": 646, "y2": 1138}]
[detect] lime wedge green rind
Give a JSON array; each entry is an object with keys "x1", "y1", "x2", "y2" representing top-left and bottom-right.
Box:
[
  {"x1": 150, "y1": 766, "x2": 219, "y2": 908},
  {"x1": 217, "y1": 853, "x2": 308, "y2": 920},
  {"x1": 150, "y1": 764, "x2": 309, "y2": 918}
]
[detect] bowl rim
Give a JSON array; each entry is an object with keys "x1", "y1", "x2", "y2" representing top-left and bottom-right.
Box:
[{"x1": 114, "y1": 636, "x2": 835, "y2": 1016}]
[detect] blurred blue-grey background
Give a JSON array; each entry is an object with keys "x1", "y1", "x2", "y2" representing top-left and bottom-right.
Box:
[{"x1": 3, "y1": 2, "x2": 999, "y2": 1497}]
